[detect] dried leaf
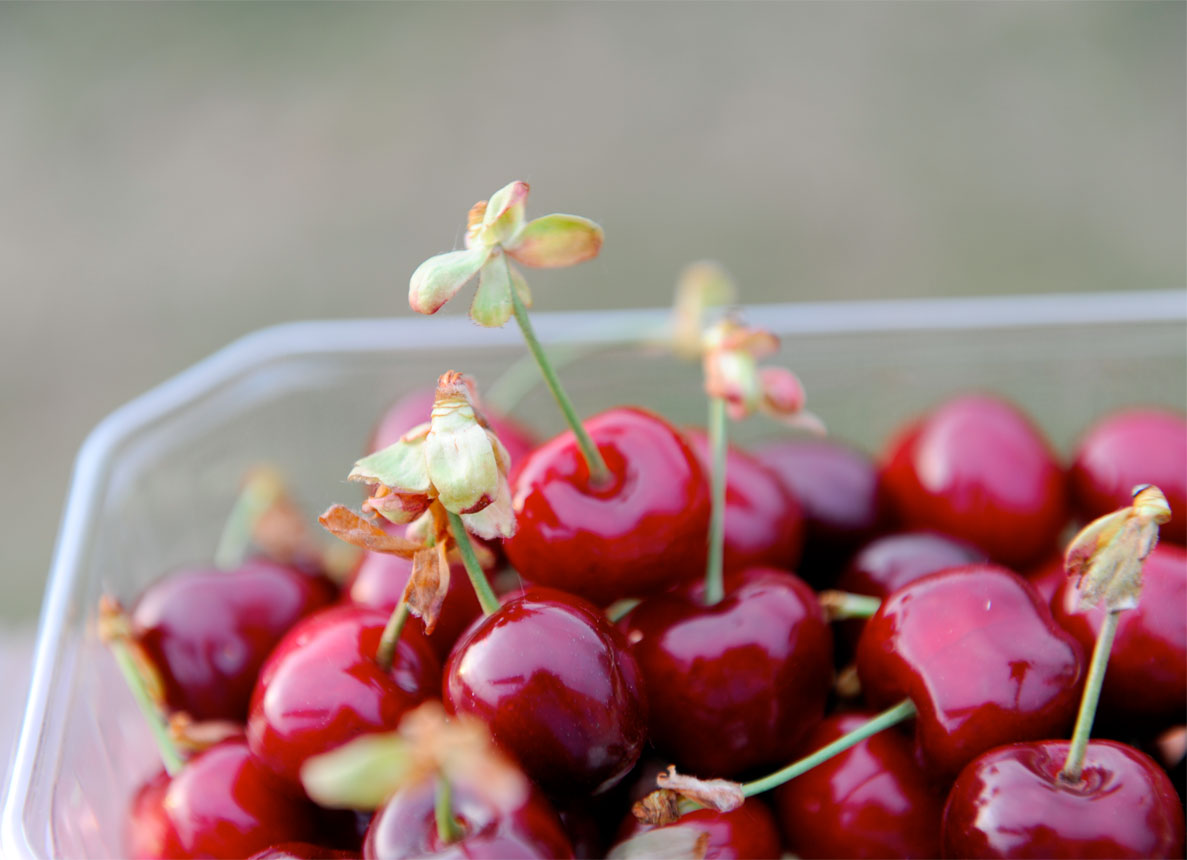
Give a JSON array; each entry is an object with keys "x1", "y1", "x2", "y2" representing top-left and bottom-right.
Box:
[
  {"x1": 409, "y1": 246, "x2": 490, "y2": 315},
  {"x1": 404, "y1": 544, "x2": 450, "y2": 636},
  {"x1": 632, "y1": 789, "x2": 682, "y2": 826},
  {"x1": 507, "y1": 213, "x2": 604, "y2": 268},
  {"x1": 318, "y1": 505, "x2": 422, "y2": 558},
  {"x1": 655, "y1": 765, "x2": 744, "y2": 813}
]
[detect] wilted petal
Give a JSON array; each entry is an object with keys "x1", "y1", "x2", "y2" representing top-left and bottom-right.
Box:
[
  {"x1": 507, "y1": 213, "x2": 604, "y2": 268},
  {"x1": 301, "y1": 732, "x2": 416, "y2": 811},
  {"x1": 461, "y1": 475, "x2": 516, "y2": 540},
  {"x1": 672, "y1": 261, "x2": 737, "y2": 359},
  {"x1": 318, "y1": 504, "x2": 422, "y2": 558},
  {"x1": 425, "y1": 373, "x2": 502, "y2": 513},
  {"x1": 409, "y1": 246, "x2": 490, "y2": 315},
  {"x1": 404, "y1": 544, "x2": 450, "y2": 635},
  {"x1": 470, "y1": 256, "x2": 515, "y2": 328},
  {"x1": 482, "y1": 181, "x2": 529, "y2": 246},
  {"x1": 704, "y1": 349, "x2": 762, "y2": 418},
  {"x1": 350, "y1": 431, "x2": 432, "y2": 494},
  {"x1": 655, "y1": 765, "x2": 744, "y2": 813}
]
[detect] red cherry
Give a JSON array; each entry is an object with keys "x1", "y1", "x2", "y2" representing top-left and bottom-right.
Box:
[
  {"x1": 1021, "y1": 552, "x2": 1068, "y2": 604},
  {"x1": 1052, "y1": 543, "x2": 1186, "y2": 727},
  {"x1": 880, "y1": 394, "x2": 1068, "y2": 569},
  {"x1": 126, "y1": 739, "x2": 321, "y2": 859},
  {"x1": 132, "y1": 558, "x2": 337, "y2": 722},
  {"x1": 942, "y1": 740, "x2": 1186, "y2": 858},
  {"x1": 362, "y1": 776, "x2": 574, "y2": 859},
  {"x1": 247, "y1": 604, "x2": 440, "y2": 792},
  {"x1": 619, "y1": 567, "x2": 832, "y2": 777},
  {"x1": 773, "y1": 711, "x2": 946, "y2": 859},
  {"x1": 504, "y1": 407, "x2": 711, "y2": 604},
  {"x1": 683, "y1": 428, "x2": 804, "y2": 574},
  {"x1": 755, "y1": 438, "x2": 889, "y2": 584},
  {"x1": 443, "y1": 587, "x2": 647, "y2": 797},
  {"x1": 612, "y1": 799, "x2": 782, "y2": 860},
  {"x1": 1069, "y1": 408, "x2": 1187, "y2": 545},
  {"x1": 856, "y1": 564, "x2": 1083, "y2": 777}
]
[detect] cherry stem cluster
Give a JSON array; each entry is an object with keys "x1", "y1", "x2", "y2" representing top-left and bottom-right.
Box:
[
  {"x1": 703, "y1": 396, "x2": 729, "y2": 606},
  {"x1": 506, "y1": 257, "x2": 609, "y2": 484},
  {"x1": 1060, "y1": 608, "x2": 1122, "y2": 783},
  {"x1": 448, "y1": 511, "x2": 501, "y2": 616}
]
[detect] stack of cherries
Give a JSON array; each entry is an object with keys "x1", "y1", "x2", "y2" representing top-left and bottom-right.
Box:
[{"x1": 107, "y1": 183, "x2": 1186, "y2": 860}]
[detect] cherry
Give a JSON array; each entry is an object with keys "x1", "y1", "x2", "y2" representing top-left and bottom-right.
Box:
[
  {"x1": 856, "y1": 564, "x2": 1084, "y2": 777},
  {"x1": 126, "y1": 738, "x2": 321, "y2": 860},
  {"x1": 755, "y1": 437, "x2": 889, "y2": 584},
  {"x1": 1022, "y1": 552, "x2": 1068, "y2": 604},
  {"x1": 611, "y1": 798, "x2": 782, "y2": 860},
  {"x1": 247, "y1": 604, "x2": 440, "y2": 792},
  {"x1": 1051, "y1": 542, "x2": 1186, "y2": 728},
  {"x1": 880, "y1": 394, "x2": 1068, "y2": 570},
  {"x1": 942, "y1": 739, "x2": 1186, "y2": 858},
  {"x1": 683, "y1": 428, "x2": 804, "y2": 574},
  {"x1": 443, "y1": 587, "x2": 647, "y2": 797},
  {"x1": 619, "y1": 567, "x2": 832, "y2": 778},
  {"x1": 772, "y1": 711, "x2": 946, "y2": 859},
  {"x1": 1069, "y1": 408, "x2": 1187, "y2": 545},
  {"x1": 132, "y1": 558, "x2": 337, "y2": 722},
  {"x1": 503, "y1": 407, "x2": 711, "y2": 605},
  {"x1": 362, "y1": 773, "x2": 574, "y2": 860}
]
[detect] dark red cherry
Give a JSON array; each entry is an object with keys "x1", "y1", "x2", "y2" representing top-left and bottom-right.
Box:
[
  {"x1": 619, "y1": 567, "x2": 832, "y2": 777},
  {"x1": 880, "y1": 394, "x2": 1068, "y2": 570},
  {"x1": 1052, "y1": 542, "x2": 1186, "y2": 727},
  {"x1": 856, "y1": 565, "x2": 1083, "y2": 777},
  {"x1": 132, "y1": 558, "x2": 337, "y2": 722},
  {"x1": 1069, "y1": 408, "x2": 1187, "y2": 545},
  {"x1": 772, "y1": 711, "x2": 946, "y2": 859},
  {"x1": 504, "y1": 407, "x2": 710, "y2": 605},
  {"x1": 126, "y1": 739, "x2": 321, "y2": 859},
  {"x1": 612, "y1": 799, "x2": 782, "y2": 860},
  {"x1": 683, "y1": 428, "x2": 803, "y2": 574},
  {"x1": 248, "y1": 843, "x2": 359, "y2": 859},
  {"x1": 247, "y1": 604, "x2": 440, "y2": 792},
  {"x1": 942, "y1": 740, "x2": 1186, "y2": 858},
  {"x1": 362, "y1": 774, "x2": 574, "y2": 859},
  {"x1": 755, "y1": 437, "x2": 889, "y2": 584},
  {"x1": 1022, "y1": 552, "x2": 1068, "y2": 604},
  {"x1": 444, "y1": 587, "x2": 647, "y2": 797}
]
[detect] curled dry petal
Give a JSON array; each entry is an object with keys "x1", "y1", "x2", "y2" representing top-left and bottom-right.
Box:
[
  {"x1": 404, "y1": 543, "x2": 450, "y2": 636},
  {"x1": 350, "y1": 424, "x2": 435, "y2": 525},
  {"x1": 460, "y1": 473, "x2": 517, "y2": 540},
  {"x1": 507, "y1": 213, "x2": 605, "y2": 268},
  {"x1": 655, "y1": 765, "x2": 745, "y2": 813},
  {"x1": 632, "y1": 789, "x2": 682, "y2": 826},
  {"x1": 409, "y1": 246, "x2": 491, "y2": 315},
  {"x1": 318, "y1": 505, "x2": 423, "y2": 558}
]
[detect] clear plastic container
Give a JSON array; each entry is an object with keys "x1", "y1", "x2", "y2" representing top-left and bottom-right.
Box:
[{"x1": 3, "y1": 290, "x2": 1184, "y2": 858}]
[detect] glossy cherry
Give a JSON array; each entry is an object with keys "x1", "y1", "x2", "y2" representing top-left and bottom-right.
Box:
[
  {"x1": 1069, "y1": 408, "x2": 1187, "y2": 545},
  {"x1": 126, "y1": 738, "x2": 321, "y2": 860},
  {"x1": 1022, "y1": 552, "x2": 1068, "y2": 604},
  {"x1": 683, "y1": 428, "x2": 803, "y2": 574},
  {"x1": 856, "y1": 565, "x2": 1083, "y2": 777},
  {"x1": 612, "y1": 798, "x2": 782, "y2": 860},
  {"x1": 444, "y1": 587, "x2": 647, "y2": 797},
  {"x1": 755, "y1": 437, "x2": 889, "y2": 584},
  {"x1": 132, "y1": 557, "x2": 337, "y2": 722},
  {"x1": 1052, "y1": 542, "x2": 1186, "y2": 727},
  {"x1": 619, "y1": 567, "x2": 832, "y2": 778},
  {"x1": 504, "y1": 407, "x2": 711, "y2": 605},
  {"x1": 247, "y1": 604, "x2": 440, "y2": 792},
  {"x1": 880, "y1": 394, "x2": 1068, "y2": 570},
  {"x1": 942, "y1": 739, "x2": 1186, "y2": 858}
]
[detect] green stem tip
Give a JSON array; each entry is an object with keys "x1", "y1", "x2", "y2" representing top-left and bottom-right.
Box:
[
  {"x1": 435, "y1": 773, "x2": 463, "y2": 844},
  {"x1": 704, "y1": 396, "x2": 728, "y2": 606},
  {"x1": 375, "y1": 598, "x2": 412, "y2": 673},
  {"x1": 1060, "y1": 608, "x2": 1122, "y2": 783}
]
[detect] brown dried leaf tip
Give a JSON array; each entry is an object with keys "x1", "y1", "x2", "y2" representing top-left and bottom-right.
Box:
[
  {"x1": 632, "y1": 788, "x2": 683, "y2": 826},
  {"x1": 655, "y1": 765, "x2": 745, "y2": 813},
  {"x1": 97, "y1": 595, "x2": 168, "y2": 709},
  {"x1": 1065, "y1": 484, "x2": 1171, "y2": 612}
]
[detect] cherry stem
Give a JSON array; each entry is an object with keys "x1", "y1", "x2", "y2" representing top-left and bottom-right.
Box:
[
  {"x1": 740, "y1": 698, "x2": 917, "y2": 797},
  {"x1": 703, "y1": 396, "x2": 728, "y2": 606},
  {"x1": 213, "y1": 468, "x2": 284, "y2": 571},
  {"x1": 435, "y1": 773, "x2": 462, "y2": 844},
  {"x1": 447, "y1": 511, "x2": 500, "y2": 616},
  {"x1": 605, "y1": 597, "x2": 642, "y2": 623},
  {"x1": 1060, "y1": 607, "x2": 1122, "y2": 783},
  {"x1": 818, "y1": 590, "x2": 882, "y2": 621},
  {"x1": 506, "y1": 257, "x2": 610, "y2": 484},
  {"x1": 375, "y1": 597, "x2": 411, "y2": 673}
]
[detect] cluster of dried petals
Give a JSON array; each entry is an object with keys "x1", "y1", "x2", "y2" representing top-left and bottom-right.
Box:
[
  {"x1": 702, "y1": 316, "x2": 825, "y2": 433},
  {"x1": 1065, "y1": 483, "x2": 1172, "y2": 612},
  {"x1": 409, "y1": 180, "x2": 604, "y2": 328},
  {"x1": 670, "y1": 261, "x2": 737, "y2": 359}
]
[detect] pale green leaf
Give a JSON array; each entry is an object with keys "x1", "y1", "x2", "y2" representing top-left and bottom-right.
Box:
[
  {"x1": 482, "y1": 181, "x2": 529, "y2": 246},
  {"x1": 506, "y1": 214, "x2": 604, "y2": 268},
  {"x1": 470, "y1": 257, "x2": 514, "y2": 328},
  {"x1": 408, "y1": 246, "x2": 489, "y2": 315},
  {"x1": 301, "y1": 733, "x2": 415, "y2": 810},
  {"x1": 349, "y1": 430, "x2": 431, "y2": 494}
]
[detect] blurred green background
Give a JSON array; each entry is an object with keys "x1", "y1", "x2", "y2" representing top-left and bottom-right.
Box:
[{"x1": 1, "y1": 2, "x2": 1184, "y2": 624}]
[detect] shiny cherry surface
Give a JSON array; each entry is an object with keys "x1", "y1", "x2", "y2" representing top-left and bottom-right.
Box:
[
  {"x1": 613, "y1": 799, "x2": 782, "y2": 860},
  {"x1": 247, "y1": 604, "x2": 440, "y2": 791},
  {"x1": 856, "y1": 565, "x2": 1083, "y2": 777},
  {"x1": 880, "y1": 394, "x2": 1068, "y2": 570},
  {"x1": 363, "y1": 775, "x2": 574, "y2": 860},
  {"x1": 619, "y1": 567, "x2": 832, "y2": 777},
  {"x1": 126, "y1": 739, "x2": 320, "y2": 859},
  {"x1": 132, "y1": 558, "x2": 337, "y2": 722},
  {"x1": 444, "y1": 587, "x2": 647, "y2": 797},
  {"x1": 942, "y1": 740, "x2": 1186, "y2": 858},
  {"x1": 504, "y1": 407, "x2": 710, "y2": 604},
  {"x1": 773, "y1": 711, "x2": 945, "y2": 859},
  {"x1": 755, "y1": 437, "x2": 889, "y2": 584},
  {"x1": 684, "y1": 428, "x2": 803, "y2": 574},
  {"x1": 1069, "y1": 408, "x2": 1187, "y2": 545},
  {"x1": 1052, "y1": 542, "x2": 1186, "y2": 726}
]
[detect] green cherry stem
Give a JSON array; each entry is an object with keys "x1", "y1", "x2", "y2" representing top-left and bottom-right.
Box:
[
  {"x1": 703, "y1": 396, "x2": 728, "y2": 606},
  {"x1": 375, "y1": 596, "x2": 412, "y2": 673},
  {"x1": 818, "y1": 590, "x2": 882, "y2": 621},
  {"x1": 447, "y1": 511, "x2": 501, "y2": 616},
  {"x1": 435, "y1": 773, "x2": 463, "y2": 844},
  {"x1": 740, "y1": 698, "x2": 917, "y2": 797},
  {"x1": 1060, "y1": 608, "x2": 1122, "y2": 783},
  {"x1": 505, "y1": 257, "x2": 610, "y2": 484},
  {"x1": 213, "y1": 468, "x2": 283, "y2": 571}
]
